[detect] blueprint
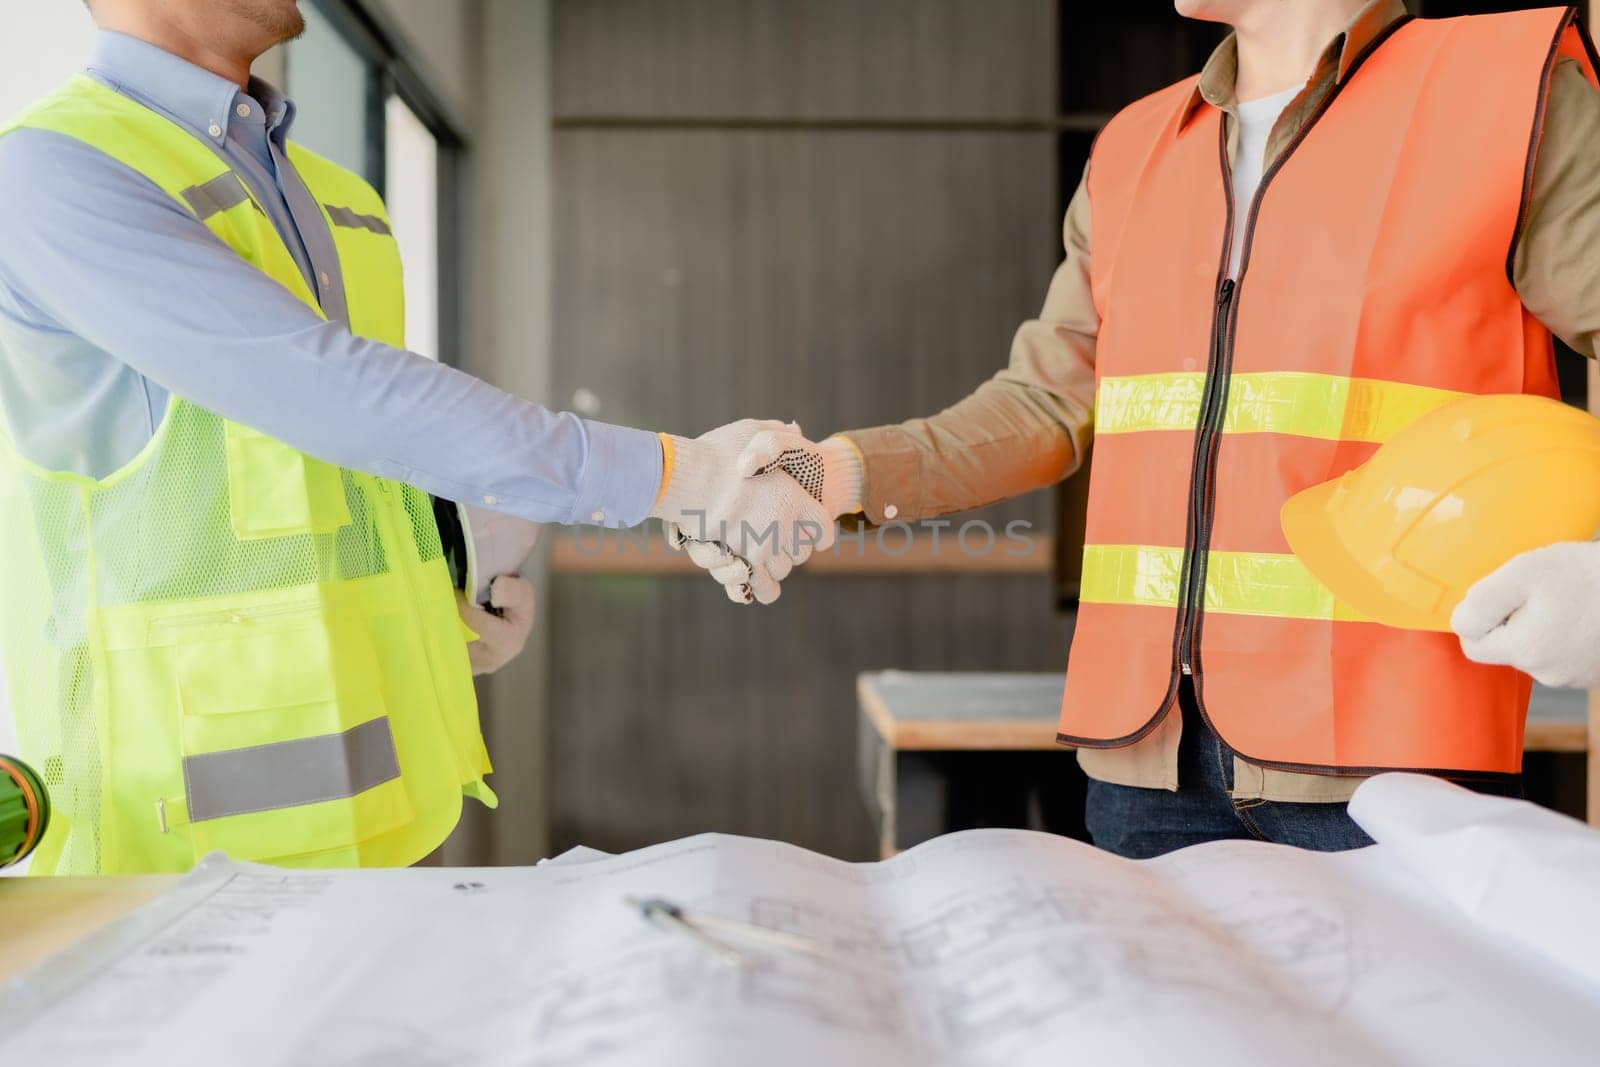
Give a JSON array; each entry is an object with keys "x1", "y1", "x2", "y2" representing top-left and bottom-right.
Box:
[{"x1": 3, "y1": 775, "x2": 1599, "y2": 1066}]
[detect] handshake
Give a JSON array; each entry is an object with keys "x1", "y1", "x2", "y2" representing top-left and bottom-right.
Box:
[{"x1": 648, "y1": 419, "x2": 864, "y2": 604}]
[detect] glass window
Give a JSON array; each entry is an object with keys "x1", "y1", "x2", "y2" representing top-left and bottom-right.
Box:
[
  {"x1": 285, "y1": 2, "x2": 462, "y2": 363},
  {"x1": 385, "y1": 96, "x2": 440, "y2": 360},
  {"x1": 285, "y1": 3, "x2": 372, "y2": 179},
  {"x1": 0, "y1": 1, "x2": 95, "y2": 875}
]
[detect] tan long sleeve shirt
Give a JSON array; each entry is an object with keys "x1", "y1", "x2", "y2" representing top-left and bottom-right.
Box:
[{"x1": 842, "y1": 0, "x2": 1600, "y2": 800}]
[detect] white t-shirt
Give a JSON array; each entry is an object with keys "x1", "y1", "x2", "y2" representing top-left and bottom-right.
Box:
[{"x1": 1228, "y1": 84, "x2": 1301, "y2": 278}]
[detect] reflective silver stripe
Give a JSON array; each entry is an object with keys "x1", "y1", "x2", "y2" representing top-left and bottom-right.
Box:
[
  {"x1": 183, "y1": 717, "x2": 401, "y2": 823},
  {"x1": 324, "y1": 204, "x2": 393, "y2": 236},
  {"x1": 181, "y1": 172, "x2": 251, "y2": 219}
]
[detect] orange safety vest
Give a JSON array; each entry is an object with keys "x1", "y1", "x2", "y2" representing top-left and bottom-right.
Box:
[{"x1": 1058, "y1": 7, "x2": 1600, "y2": 777}]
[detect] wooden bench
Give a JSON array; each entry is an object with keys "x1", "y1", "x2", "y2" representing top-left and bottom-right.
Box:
[{"x1": 857, "y1": 670, "x2": 1597, "y2": 858}]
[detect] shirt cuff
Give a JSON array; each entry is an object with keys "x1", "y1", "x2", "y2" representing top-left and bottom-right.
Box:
[
  {"x1": 655, "y1": 432, "x2": 676, "y2": 506},
  {"x1": 568, "y1": 420, "x2": 663, "y2": 528},
  {"x1": 827, "y1": 435, "x2": 866, "y2": 515},
  {"x1": 837, "y1": 424, "x2": 924, "y2": 525}
]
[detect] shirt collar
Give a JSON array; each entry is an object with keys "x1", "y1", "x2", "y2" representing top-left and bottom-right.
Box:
[
  {"x1": 247, "y1": 75, "x2": 298, "y2": 144},
  {"x1": 85, "y1": 29, "x2": 296, "y2": 146},
  {"x1": 1175, "y1": 0, "x2": 1409, "y2": 130}
]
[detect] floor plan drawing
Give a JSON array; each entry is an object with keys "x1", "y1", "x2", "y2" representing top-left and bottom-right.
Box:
[{"x1": 7, "y1": 777, "x2": 1600, "y2": 1067}]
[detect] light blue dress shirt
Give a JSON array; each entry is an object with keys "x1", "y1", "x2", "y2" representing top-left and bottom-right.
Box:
[{"x1": 0, "y1": 31, "x2": 660, "y2": 527}]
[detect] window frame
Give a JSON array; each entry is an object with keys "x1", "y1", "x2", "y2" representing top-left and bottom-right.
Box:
[{"x1": 301, "y1": 0, "x2": 469, "y2": 369}]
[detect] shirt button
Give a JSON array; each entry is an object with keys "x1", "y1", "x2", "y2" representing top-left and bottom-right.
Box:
[
  {"x1": 590, "y1": 510, "x2": 605, "y2": 522},
  {"x1": 236, "y1": 103, "x2": 251, "y2": 118},
  {"x1": 207, "y1": 123, "x2": 223, "y2": 138},
  {"x1": 319, "y1": 271, "x2": 332, "y2": 289},
  {"x1": 883, "y1": 504, "x2": 899, "y2": 520},
  {"x1": 482, "y1": 494, "x2": 499, "y2": 506}
]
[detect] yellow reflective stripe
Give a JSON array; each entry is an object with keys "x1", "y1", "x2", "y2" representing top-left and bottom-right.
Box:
[
  {"x1": 1079, "y1": 542, "x2": 1185, "y2": 609},
  {"x1": 1095, "y1": 373, "x2": 1205, "y2": 436},
  {"x1": 1095, "y1": 372, "x2": 1466, "y2": 442},
  {"x1": 1080, "y1": 544, "x2": 1369, "y2": 621}
]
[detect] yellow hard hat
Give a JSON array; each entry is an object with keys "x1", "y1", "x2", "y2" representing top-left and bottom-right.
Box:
[{"x1": 1281, "y1": 393, "x2": 1600, "y2": 632}]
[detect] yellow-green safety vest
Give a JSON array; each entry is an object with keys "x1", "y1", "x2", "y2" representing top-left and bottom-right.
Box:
[{"x1": 0, "y1": 75, "x2": 495, "y2": 875}]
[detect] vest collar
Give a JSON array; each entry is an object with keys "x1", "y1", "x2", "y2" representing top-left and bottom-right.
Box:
[{"x1": 1174, "y1": 0, "x2": 1410, "y2": 133}]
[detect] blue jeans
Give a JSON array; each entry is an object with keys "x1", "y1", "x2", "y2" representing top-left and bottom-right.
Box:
[{"x1": 1084, "y1": 679, "x2": 1520, "y2": 859}]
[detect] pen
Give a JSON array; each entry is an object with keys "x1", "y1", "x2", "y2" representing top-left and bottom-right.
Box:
[
  {"x1": 627, "y1": 895, "x2": 749, "y2": 968},
  {"x1": 624, "y1": 896, "x2": 836, "y2": 967}
]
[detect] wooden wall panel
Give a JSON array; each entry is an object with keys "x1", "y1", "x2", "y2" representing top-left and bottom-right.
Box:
[
  {"x1": 550, "y1": 127, "x2": 1060, "y2": 532},
  {"x1": 554, "y1": 0, "x2": 1056, "y2": 120},
  {"x1": 549, "y1": 573, "x2": 1075, "y2": 857}
]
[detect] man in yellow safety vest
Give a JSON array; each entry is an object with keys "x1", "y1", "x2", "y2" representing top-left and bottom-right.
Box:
[{"x1": 0, "y1": 0, "x2": 803, "y2": 873}]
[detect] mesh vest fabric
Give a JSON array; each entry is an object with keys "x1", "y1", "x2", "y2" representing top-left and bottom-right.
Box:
[{"x1": 0, "y1": 75, "x2": 492, "y2": 874}]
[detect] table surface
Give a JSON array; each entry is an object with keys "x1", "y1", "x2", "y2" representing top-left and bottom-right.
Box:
[
  {"x1": 858, "y1": 670, "x2": 1591, "y2": 751},
  {"x1": 0, "y1": 874, "x2": 176, "y2": 984}
]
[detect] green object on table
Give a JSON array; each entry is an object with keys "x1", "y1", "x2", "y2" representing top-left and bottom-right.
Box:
[{"x1": 0, "y1": 754, "x2": 49, "y2": 868}]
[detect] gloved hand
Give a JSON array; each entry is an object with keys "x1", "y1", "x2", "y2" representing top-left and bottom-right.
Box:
[
  {"x1": 459, "y1": 574, "x2": 537, "y2": 675},
  {"x1": 673, "y1": 426, "x2": 863, "y2": 605},
  {"x1": 1452, "y1": 540, "x2": 1600, "y2": 689},
  {"x1": 653, "y1": 419, "x2": 839, "y2": 604}
]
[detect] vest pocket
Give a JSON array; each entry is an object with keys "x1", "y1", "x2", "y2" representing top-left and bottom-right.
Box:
[
  {"x1": 224, "y1": 422, "x2": 352, "y2": 540},
  {"x1": 179, "y1": 698, "x2": 413, "y2": 863},
  {"x1": 158, "y1": 595, "x2": 413, "y2": 863}
]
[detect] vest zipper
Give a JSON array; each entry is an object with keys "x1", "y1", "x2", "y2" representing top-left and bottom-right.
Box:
[
  {"x1": 146, "y1": 599, "x2": 322, "y2": 638},
  {"x1": 1168, "y1": 14, "x2": 1416, "y2": 762},
  {"x1": 1178, "y1": 272, "x2": 1235, "y2": 677},
  {"x1": 1176, "y1": 86, "x2": 1349, "y2": 693}
]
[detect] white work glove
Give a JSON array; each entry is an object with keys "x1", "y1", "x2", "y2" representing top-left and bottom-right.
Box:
[
  {"x1": 653, "y1": 420, "x2": 837, "y2": 604},
  {"x1": 673, "y1": 426, "x2": 863, "y2": 605},
  {"x1": 458, "y1": 574, "x2": 536, "y2": 675},
  {"x1": 1452, "y1": 541, "x2": 1600, "y2": 689}
]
